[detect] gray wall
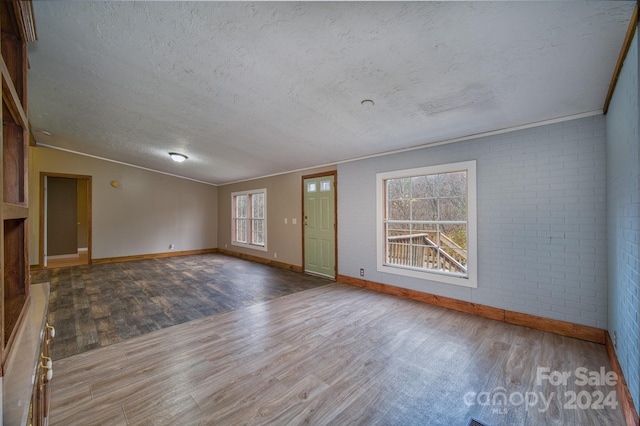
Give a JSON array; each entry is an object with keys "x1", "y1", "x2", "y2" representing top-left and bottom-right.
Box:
[
  {"x1": 606, "y1": 31, "x2": 639, "y2": 412},
  {"x1": 29, "y1": 146, "x2": 218, "y2": 263},
  {"x1": 338, "y1": 114, "x2": 608, "y2": 329}
]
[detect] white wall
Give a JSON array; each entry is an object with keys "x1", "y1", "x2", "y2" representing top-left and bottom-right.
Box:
[
  {"x1": 29, "y1": 146, "x2": 218, "y2": 264},
  {"x1": 338, "y1": 115, "x2": 608, "y2": 329}
]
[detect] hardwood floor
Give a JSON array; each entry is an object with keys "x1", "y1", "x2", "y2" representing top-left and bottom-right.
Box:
[
  {"x1": 49, "y1": 277, "x2": 625, "y2": 425},
  {"x1": 32, "y1": 254, "x2": 331, "y2": 360},
  {"x1": 45, "y1": 250, "x2": 89, "y2": 268}
]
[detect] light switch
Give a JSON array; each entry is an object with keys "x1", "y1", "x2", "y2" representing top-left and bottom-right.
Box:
[
  {"x1": 292, "y1": 218, "x2": 297, "y2": 225},
  {"x1": 284, "y1": 218, "x2": 288, "y2": 224}
]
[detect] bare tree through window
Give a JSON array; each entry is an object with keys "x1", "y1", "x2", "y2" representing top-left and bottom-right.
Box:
[{"x1": 385, "y1": 170, "x2": 468, "y2": 276}]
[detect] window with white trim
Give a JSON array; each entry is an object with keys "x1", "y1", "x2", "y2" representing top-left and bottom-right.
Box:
[
  {"x1": 376, "y1": 161, "x2": 477, "y2": 288},
  {"x1": 232, "y1": 188, "x2": 267, "y2": 251}
]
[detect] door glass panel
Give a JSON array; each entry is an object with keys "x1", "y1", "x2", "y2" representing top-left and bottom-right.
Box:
[
  {"x1": 320, "y1": 180, "x2": 331, "y2": 191},
  {"x1": 307, "y1": 182, "x2": 317, "y2": 192}
]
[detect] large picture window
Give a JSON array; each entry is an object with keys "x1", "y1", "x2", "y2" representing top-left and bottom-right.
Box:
[
  {"x1": 376, "y1": 161, "x2": 477, "y2": 288},
  {"x1": 232, "y1": 188, "x2": 267, "y2": 251}
]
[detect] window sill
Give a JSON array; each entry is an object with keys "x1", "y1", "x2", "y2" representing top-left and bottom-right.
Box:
[{"x1": 231, "y1": 241, "x2": 267, "y2": 252}]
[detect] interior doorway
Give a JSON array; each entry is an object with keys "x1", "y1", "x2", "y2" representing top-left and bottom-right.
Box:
[
  {"x1": 39, "y1": 173, "x2": 92, "y2": 269},
  {"x1": 302, "y1": 171, "x2": 337, "y2": 279}
]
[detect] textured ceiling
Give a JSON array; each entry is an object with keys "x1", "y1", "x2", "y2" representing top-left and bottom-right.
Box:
[{"x1": 27, "y1": 1, "x2": 634, "y2": 185}]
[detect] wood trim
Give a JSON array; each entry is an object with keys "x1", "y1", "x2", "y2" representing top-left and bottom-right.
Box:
[
  {"x1": 11, "y1": 1, "x2": 37, "y2": 42},
  {"x1": 218, "y1": 248, "x2": 303, "y2": 273},
  {"x1": 2, "y1": 202, "x2": 27, "y2": 220},
  {"x1": 91, "y1": 248, "x2": 218, "y2": 265},
  {"x1": 2, "y1": 295, "x2": 30, "y2": 372},
  {"x1": 337, "y1": 274, "x2": 605, "y2": 344},
  {"x1": 300, "y1": 170, "x2": 339, "y2": 180},
  {"x1": 0, "y1": 55, "x2": 27, "y2": 129},
  {"x1": 505, "y1": 310, "x2": 604, "y2": 344},
  {"x1": 38, "y1": 172, "x2": 44, "y2": 270},
  {"x1": 22, "y1": 121, "x2": 29, "y2": 207},
  {"x1": 28, "y1": 120, "x2": 37, "y2": 146},
  {"x1": 85, "y1": 176, "x2": 93, "y2": 266},
  {"x1": 604, "y1": 3, "x2": 638, "y2": 114},
  {"x1": 339, "y1": 274, "x2": 504, "y2": 321},
  {"x1": 301, "y1": 170, "x2": 338, "y2": 278},
  {"x1": 606, "y1": 332, "x2": 640, "y2": 426},
  {"x1": 38, "y1": 171, "x2": 91, "y2": 180}
]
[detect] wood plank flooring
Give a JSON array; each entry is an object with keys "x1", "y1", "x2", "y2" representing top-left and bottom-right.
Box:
[
  {"x1": 46, "y1": 250, "x2": 89, "y2": 268},
  {"x1": 49, "y1": 278, "x2": 625, "y2": 425},
  {"x1": 31, "y1": 254, "x2": 331, "y2": 360}
]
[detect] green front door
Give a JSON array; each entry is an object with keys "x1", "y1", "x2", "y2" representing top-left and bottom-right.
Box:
[{"x1": 303, "y1": 174, "x2": 336, "y2": 279}]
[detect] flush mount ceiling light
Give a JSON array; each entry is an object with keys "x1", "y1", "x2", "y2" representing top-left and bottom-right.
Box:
[{"x1": 169, "y1": 152, "x2": 188, "y2": 162}]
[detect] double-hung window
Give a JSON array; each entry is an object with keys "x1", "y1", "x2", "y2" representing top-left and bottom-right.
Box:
[
  {"x1": 232, "y1": 188, "x2": 267, "y2": 251},
  {"x1": 376, "y1": 161, "x2": 477, "y2": 288}
]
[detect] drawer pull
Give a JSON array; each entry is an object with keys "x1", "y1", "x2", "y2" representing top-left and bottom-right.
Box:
[
  {"x1": 40, "y1": 364, "x2": 53, "y2": 382},
  {"x1": 46, "y1": 324, "x2": 56, "y2": 339},
  {"x1": 41, "y1": 354, "x2": 53, "y2": 381}
]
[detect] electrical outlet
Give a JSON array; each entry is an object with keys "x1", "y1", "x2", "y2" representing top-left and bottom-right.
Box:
[
  {"x1": 274, "y1": 252, "x2": 278, "y2": 259},
  {"x1": 360, "y1": 268, "x2": 364, "y2": 277},
  {"x1": 169, "y1": 244, "x2": 174, "y2": 250}
]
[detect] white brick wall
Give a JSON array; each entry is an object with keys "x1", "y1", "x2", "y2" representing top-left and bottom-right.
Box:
[
  {"x1": 606, "y1": 32, "x2": 639, "y2": 413},
  {"x1": 338, "y1": 114, "x2": 608, "y2": 329}
]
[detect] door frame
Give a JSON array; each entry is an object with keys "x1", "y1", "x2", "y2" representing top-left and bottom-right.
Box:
[
  {"x1": 301, "y1": 170, "x2": 338, "y2": 279},
  {"x1": 39, "y1": 172, "x2": 93, "y2": 269}
]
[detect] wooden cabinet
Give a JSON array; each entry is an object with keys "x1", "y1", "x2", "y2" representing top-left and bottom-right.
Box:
[
  {"x1": 0, "y1": 2, "x2": 50, "y2": 426},
  {"x1": 29, "y1": 317, "x2": 54, "y2": 426},
  {"x1": 2, "y1": 283, "x2": 52, "y2": 425},
  {"x1": 0, "y1": 0, "x2": 36, "y2": 374}
]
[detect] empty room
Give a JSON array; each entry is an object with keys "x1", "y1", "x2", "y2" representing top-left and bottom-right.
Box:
[{"x1": 1, "y1": 1, "x2": 639, "y2": 425}]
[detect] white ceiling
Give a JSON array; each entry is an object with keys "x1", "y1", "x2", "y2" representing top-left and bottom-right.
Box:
[{"x1": 27, "y1": 1, "x2": 635, "y2": 185}]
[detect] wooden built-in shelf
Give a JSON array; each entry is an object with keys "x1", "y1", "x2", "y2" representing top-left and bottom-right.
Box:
[
  {"x1": 2, "y1": 202, "x2": 27, "y2": 220},
  {"x1": 3, "y1": 294, "x2": 25, "y2": 346},
  {"x1": 0, "y1": 1, "x2": 46, "y2": 423},
  {"x1": 0, "y1": 1, "x2": 28, "y2": 131},
  {"x1": 2, "y1": 118, "x2": 26, "y2": 204},
  {"x1": 3, "y1": 218, "x2": 28, "y2": 347},
  {"x1": 1, "y1": 0, "x2": 31, "y2": 371}
]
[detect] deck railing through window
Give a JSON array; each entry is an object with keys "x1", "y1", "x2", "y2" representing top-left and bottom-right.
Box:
[{"x1": 387, "y1": 233, "x2": 467, "y2": 274}]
